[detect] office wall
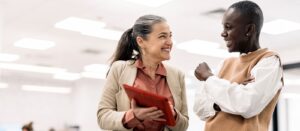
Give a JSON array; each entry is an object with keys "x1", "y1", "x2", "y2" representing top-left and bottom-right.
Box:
[
  {"x1": 0, "y1": 84, "x2": 74, "y2": 131},
  {"x1": 72, "y1": 79, "x2": 104, "y2": 131}
]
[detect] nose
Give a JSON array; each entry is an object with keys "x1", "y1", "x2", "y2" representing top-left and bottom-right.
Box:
[
  {"x1": 167, "y1": 37, "x2": 173, "y2": 45},
  {"x1": 221, "y1": 30, "x2": 227, "y2": 38}
]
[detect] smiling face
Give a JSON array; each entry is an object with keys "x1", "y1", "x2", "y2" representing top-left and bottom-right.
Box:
[
  {"x1": 221, "y1": 8, "x2": 249, "y2": 53},
  {"x1": 137, "y1": 21, "x2": 173, "y2": 62}
]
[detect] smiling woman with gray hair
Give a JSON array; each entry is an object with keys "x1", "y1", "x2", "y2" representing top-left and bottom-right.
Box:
[{"x1": 97, "y1": 15, "x2": 189, "y2": 131}]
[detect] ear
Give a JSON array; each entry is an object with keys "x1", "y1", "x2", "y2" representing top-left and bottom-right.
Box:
[
  {"x1": 136, "y1": 36, "x2": 145, "y2": 48},
  {"x1": 245, "y1": 24, "x2": 255, "y2": 37}
]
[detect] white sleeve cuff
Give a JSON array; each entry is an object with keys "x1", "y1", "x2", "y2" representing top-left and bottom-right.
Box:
[
  {"x1": 193, "y1": 81, "x2": 216, "y2": 121},
  {"x1": 197, "y1": 101, "x2": 216, "y2": 121}
]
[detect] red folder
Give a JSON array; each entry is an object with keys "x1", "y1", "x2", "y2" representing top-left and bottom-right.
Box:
[{"x1": 123, "y1": 84, "x2": 176, "y2": 126}]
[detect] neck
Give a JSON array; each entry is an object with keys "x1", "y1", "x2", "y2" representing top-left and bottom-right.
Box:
[
  {"x1": 141, "y1": 56, "x2": 160, "y2": 71},
  {"x1": 241, "y1": 39, "x2": 261, "y2": 54},
  {"x1": 141, "y1": 56, "x2": 160, "y2": 80}
]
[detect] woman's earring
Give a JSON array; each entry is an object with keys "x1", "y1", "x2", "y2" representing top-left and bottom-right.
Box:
[{"x1": 132, "y1": 50, "x2": 139, "y2": 59}]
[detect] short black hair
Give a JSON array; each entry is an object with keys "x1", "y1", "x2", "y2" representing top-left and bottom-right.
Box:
[{"x1": 229, "y1": 1, "x2": 264, "y2": 36}]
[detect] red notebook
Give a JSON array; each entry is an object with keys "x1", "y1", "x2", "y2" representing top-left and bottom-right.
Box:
[{"x1": 123, "y1": 84, "x2": 176, "y2": 126}]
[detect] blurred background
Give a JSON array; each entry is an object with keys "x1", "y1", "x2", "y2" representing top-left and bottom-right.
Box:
[{"x1": 0, "y1": 0, "x2": 299, "y2": 131}]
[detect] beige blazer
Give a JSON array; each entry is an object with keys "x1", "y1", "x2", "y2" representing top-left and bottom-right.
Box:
[{"x1": 97, "y1": 60, "x2": 189, "y2": 131}]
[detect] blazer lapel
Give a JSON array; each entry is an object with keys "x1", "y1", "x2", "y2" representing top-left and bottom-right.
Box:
[
  {"x1": 118, "y1": 61, "x2": 137, "y2": 110},
  {"x1": 165, "y1": 66, "x2": 181, "y2": 110},
  {"x1": 119, "y1": 61, "x2": 137, "y2": 86}
]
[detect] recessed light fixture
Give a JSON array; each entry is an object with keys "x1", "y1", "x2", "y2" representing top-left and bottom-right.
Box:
[
  {"x1": 124, "y1": 0, "x2": 173, "y2": 7},
  {"x1": 285, "y1": 78, "x2": 300, "y2": 86},
  {"x1": 81, "y1": 28, "x2": 122, "y2": 41},
  {"x1": 55, "y1": 17, "x2": 122, "y2": 40},
  {"x1": 54, "y1": 17, "x2": 106, "y2": 32},
  {"x1": 281, "y1": 92, "x2": 300, "y2": 100},
  {"x1": 81, "y1": 64, "x2": 109, "y2": 79},
  {"x1": 81, "y1": 72, "x2": 106, "y2": 79},
  {"x1": 176, "y1": 39, "x2": 238, "y2": 58},
  {"x1": 54, "y1": 72, "x2": 81, "y2": 81},
  {"x1": 14, "y1": 38, "x2": 55, "y2": 50},
  {"x1": 0, "y1": 53, "x2": 19, "y2": 62},
  {"x1": 0, "y1": 82, "x2": 8, "y2": 89},
  {"x1": 0, "y1": 63, "x2": 66, "y2": 74},
  {"x1": 262, "y1": 19, "x2": 300, "y2": 35},
  {"x1": 22, "y1": 85, "x2": 71, "y2": 94},
  {"x1": 84, "y1": 64, "x2": 109, "y2": 73}
]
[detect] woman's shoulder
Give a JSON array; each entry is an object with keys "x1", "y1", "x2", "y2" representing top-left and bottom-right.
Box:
[
  {"x1": 111, "y1": 60, "x2": 135, "y2": 67},
  {"x1": 109, "y1": 60, "x2": 136, "y2": 74},
  {"x1": 164, "y1": 63, "x2": 184, "y2": 77}
]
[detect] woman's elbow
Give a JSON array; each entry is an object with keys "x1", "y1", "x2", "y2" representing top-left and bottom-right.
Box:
[{"x1": 97, "y1": 110, "x2": 106, "y2": 129}]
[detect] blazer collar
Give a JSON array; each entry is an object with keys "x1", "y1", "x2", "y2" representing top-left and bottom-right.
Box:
[
  {"x1": 119, "y1": 60, "x2": 137, "y2": 87},
  {"x1": 119, "y1": 60, "x2": 180, "y2": 110},
  {"x1": 165, "y1": 65, "x2": 180, "y2": 109}
]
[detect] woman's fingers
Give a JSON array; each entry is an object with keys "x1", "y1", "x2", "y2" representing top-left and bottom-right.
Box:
[
  {"x1": 142, "y1": 107, "x2": 158, "y2": 114},
  {"x1": 147, "y1": 110, "x2": 164, "y2": 119},
  {"x1": 133, "y1": 106, "x2": 165, "y2": 121}
]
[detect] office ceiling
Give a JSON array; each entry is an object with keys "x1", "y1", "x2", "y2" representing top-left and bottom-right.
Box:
[{"x1": 0, "y1": 0, "x2": 299, "y2": 84}]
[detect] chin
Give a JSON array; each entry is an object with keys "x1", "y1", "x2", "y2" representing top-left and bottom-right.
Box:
[
  {"x1": 227, "y1": 48, "x2": 234, "y2": 52},
  {"x1": 227, "y1": 47, "x2": 239, "y2": 53},
  {"x1": 163, "y1": 56, "x2": 170, "y2": 61},
  {"x1": 164, "y1": 57, "x2": 170, "y2": 60}
]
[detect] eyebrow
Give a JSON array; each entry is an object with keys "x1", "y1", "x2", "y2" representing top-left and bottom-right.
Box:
[
  {"x1": 158, "y1": 32, "x2": 172, "y2": 35},
  {"x1": 223, "y1": 23, "x2": 231, "y2": 26}
]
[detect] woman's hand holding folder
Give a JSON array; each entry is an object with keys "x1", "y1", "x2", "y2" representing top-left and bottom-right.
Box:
[{"x1": 131, "y1": 99, "x2": 166, "y2": 122}]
